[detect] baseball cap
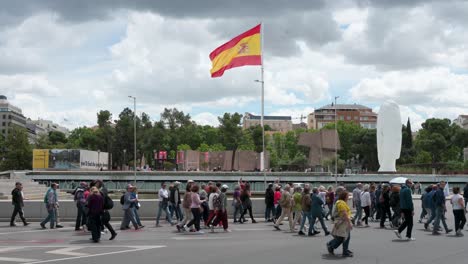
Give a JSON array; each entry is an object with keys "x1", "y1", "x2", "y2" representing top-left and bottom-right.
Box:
[{"x1": 222, "y1": 184, "x2": 229, "y2": 189}]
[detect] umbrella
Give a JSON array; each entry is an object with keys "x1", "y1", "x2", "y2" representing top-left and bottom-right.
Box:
[{"x1": 389, "y1": 177, "x2": 407, "y2": 185}]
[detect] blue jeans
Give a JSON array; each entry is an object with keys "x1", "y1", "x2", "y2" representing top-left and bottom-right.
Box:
[
  {"x1": 426, "y1": 207, "x2": 436, "y2": 225},
  {"x1": 233, "y1": 204, "x2": 243, "y2": 222},
  {"x1": 433, "y1": 206, "x2": 449, "y2": 232},
  {"x1": 41, "y1": 206, "x2": 56, "y2": 228},
  {"x1": 300, "y1": 211, "x2": 312, "y2": 233},
  {"x1": 354, "y1": 203, "x2": 362, "y2": 224},
  {"x1": 328, "y1": 232, "x2": 351, "y2": 254},
  {"x1": 156, "y1": 201, "x2": 172, "y2": 225},
  {"x1": 265, "y1": 204, "x2": 275, "y2": 220},
  {"x1": 133, "y1": 207, "x2": 142, "y2": 226},
  {"x1": 311, "y1": 214, "x2": 329, "y2": 233},
  {"x1": 170, "y1": 203, "x2": 183, "y2": 221}
]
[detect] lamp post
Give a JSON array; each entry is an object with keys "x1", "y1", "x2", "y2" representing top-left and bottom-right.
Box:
[
  {"x1": 97, "y1": 149, "x2": 101, "y2": 171},
  {"x1": 128, "y1": 96, "x2": 137, "y2": 185},
  {"x1": 334, "y1": 96, "x2": 339, "y2": 187},
  {"x1": 123, "y1": 149, "x2": 127, "y2": 171},
  {"x1": 254, "y1": 79, "x2": 266, "y2": 190}
]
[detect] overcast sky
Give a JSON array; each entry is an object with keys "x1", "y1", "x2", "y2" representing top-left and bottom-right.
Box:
[{"x1": 1, "y1": 0, "x2": 467, "y2": 130}]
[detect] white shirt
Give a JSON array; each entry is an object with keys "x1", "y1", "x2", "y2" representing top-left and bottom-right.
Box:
[
  {"x1": 361, "y1": 191, "x2": 371, "y2": 207},
  {"x1": 451, "y1": 194, "x2": 464, "y2": 210},
  {"x1": 208, "y1": 193, "x2": 218, "y2": 210},
  {"x1": 158, "y1": 188, "x2": 168, "y2": 202}
]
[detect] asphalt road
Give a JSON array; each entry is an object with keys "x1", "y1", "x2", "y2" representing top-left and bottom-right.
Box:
[{"x1": 1, "y1": 201, "x2": 467, "y2": 264}]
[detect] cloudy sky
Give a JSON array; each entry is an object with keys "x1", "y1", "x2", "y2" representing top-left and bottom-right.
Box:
[{"x1": 1, "y1": 0, "x2": 467, "y2": 130}]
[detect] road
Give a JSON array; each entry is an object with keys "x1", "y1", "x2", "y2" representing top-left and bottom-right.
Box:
[{"x1": 1, "y1": 202, "x2": 467, "y2": 264}]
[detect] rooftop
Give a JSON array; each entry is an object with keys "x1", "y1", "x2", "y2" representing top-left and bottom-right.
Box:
[
  {"x1": 317, "y1": 103, "x2": 372, "y2": 111},
  {"x1": 245, "y1": 113, "x2": 291, "y2": 121}
]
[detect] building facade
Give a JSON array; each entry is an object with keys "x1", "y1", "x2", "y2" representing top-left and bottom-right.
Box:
[
  {"x1": 453, "y1": 115, "x2": 468, "y2": 130},
  {"x1": 243, "y1": 112, "x2": 293, "y2": 133},
  {"x1": 28, "y1": 119, "x2": 70, "y2": 136},
  {"x1": 308, "y1": 104, "x2": 378, "y2": 130},
  {"x1": 0, "y1": 95, "x2": 27, "y2": 138}
]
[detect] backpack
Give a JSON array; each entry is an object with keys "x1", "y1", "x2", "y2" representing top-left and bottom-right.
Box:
[
  {"x1": 120, "y1": 194, "x2": 125, "y2": 205},
  {"x1": 213, "y1": 193, "x2": 222, "y2": 209},
  {"x1": 104, "y1": 195, "x2": 114, "y2": 210}
]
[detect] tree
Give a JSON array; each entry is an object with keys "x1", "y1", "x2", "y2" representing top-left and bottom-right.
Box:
[
  {"x1": 218, "y1": 112, "x2": 243, "y2": 170},
  {"x1": 96, "y1": 110, "x2": 114, "y2": 169},
  {"x1": 406, "y1": 118, "x2": 413, "y2": 148},
  {"x1": 66, "y1": 127, "x2": 99, "y2": 150},
  {"x1": 323, "y1": 121, "x2": 363, "y2": 161},
  {"x1": 49, "y1": 131, "x2": 67, "y2": 146},
  {"x1": 0, "y1": 127, "x2": 32, "y2": 170}
]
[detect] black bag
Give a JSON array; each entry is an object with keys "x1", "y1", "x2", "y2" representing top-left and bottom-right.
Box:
[
  {"x1": 120, "y1": 194, "x2": 125, "y2": 205},
  {"x1": 104, "y1": 195, "x2": 114, "y2": 210}
]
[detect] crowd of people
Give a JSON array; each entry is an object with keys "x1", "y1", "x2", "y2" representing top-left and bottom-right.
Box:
[{"x1": 8, "y1": 178, "x2": 468, "y2": 257}]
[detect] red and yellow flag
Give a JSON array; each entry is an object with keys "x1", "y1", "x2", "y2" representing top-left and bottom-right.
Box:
[{"x1": 210, "y1": 24, "x2": 262, "y2": 78}]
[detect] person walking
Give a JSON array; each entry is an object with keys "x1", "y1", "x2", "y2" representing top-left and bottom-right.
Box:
[
  {"x1": 325, "y1": 186, "x2": 335, "y2": 220},
  {"x1": 424, "y1": 185, "x2": 438, "y2": 231},
  {"x1": 87, "y1": 187, "x2": 104, "y2": 243},
  {"x1": 311, "y1": 187, "x2": 330, "y2": 236},
  {"x1": 132, "y1": 187, "x2": 144, "y2": 228},
  {"x1": 274, "y1": 184, "x2": 293, "y2": 231},
  {"x1": 73, "y1": 182, "x2": 88, "y2": 231},
  {"x1": 352, "y1": 183, "x2": 363, "y2": 226},
  {"x1": 292, "y1": 186, "x2": 303, "y2": 230},
  {"x1": 184, "y1": 184, "x2": 204, "y2": 234},
  {"x1": 170, "y1": 181, "x2": 183, "y2": 223},
  {"x1": 99, "y1": 182, "x2": 117, "y2": 240},
  {"x1": 274, "y1": 185, "x2": 282, "y2": 221},
  {"x1": 232, "y1": 185, "x2": 243, "y2": 223},
  {"x1": 40, "y1": 183, "x2": 58, "y2": 229},
  {"x1": 379, "y1": 184, "x2": 392, "y2": 228},
  {"x1": 120, "y1": 185, "x2": 139, "y2": 230},
  {"x1": 10, "y1": 182, "x2": 29, "y2": 227},
  {"x1": 419, "y1": 186, "x2": 432, "y2": 223},
  {"x1": 298, "y1": 186, "x2": 312, "y2": 235},
  {"x1": 369, "y1": 185, "x2": 376, "y2": 222},
  {"x1": 432, "y1": 181, "x2": 452, "y2": 235},
  {"x1": 239, "y1": 183, "x2": 257, "y2": 224},
  {"x1": 327, "y1": 191, "x2": 353, "y2": 257},
  {"x1": 451, "y1": 187, "x2": 466, "y2": 236},
  {"x1": 360, "y1": 185, "x2": 371, "y2": 227},
  {"x1": 463, "y1": 183, "x2": 468, "y2": 208},
  {"x1": 394, "y1": 179, "x2": 415, "y2": 240},
  {"x1": 156, "y1": 182, "x2": 173, "y2": 227},
  {"x1": 265, "y1": 183, "x2": 275, "y2": 222},
  {"x1": 177, "y1": 184, "x2": 193, "y2": 232},
  {"x1": 389, "y1": 185, "x2": 401, "y2": 228},
  {"x1": 211, "y1": 185, "x2": 230, "y2": 232}
]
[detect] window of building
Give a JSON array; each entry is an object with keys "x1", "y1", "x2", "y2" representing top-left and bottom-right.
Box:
[
  {"x1": 339, "y1": 116, "x2": 344, "y2": 120},
  {"x1": 2, "y1": 122, "x2": 4, "y2": 126},
  {"x1": 354, "y1": 116, "x2": 358, "y2": 120},
  {"x1": 2, "y1": 115, "x2": 5, "y2": 119},
  {"x1": 346, "y1": 116, "x2": 351, "y2": 120}
]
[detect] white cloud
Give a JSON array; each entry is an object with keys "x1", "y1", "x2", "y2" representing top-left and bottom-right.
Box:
[
  {"x1": 269, "y1": 107, "x2": 315, "y2": 124},
  {"x1": 193, "y1": 112, "x2": 219, "y2": 126}
]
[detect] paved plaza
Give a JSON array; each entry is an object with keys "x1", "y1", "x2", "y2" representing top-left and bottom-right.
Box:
[{"x1": 1, "y1": 202, "x2": 467, "y2": 264}]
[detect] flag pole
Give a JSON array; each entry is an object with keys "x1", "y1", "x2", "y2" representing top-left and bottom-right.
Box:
[{"x1": 261, "y1": 22, "x2": 266, "y2": 190}]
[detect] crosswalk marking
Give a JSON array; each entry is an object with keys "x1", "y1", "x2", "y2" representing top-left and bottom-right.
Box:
[
  {"x1": 0, "y1": 257, "x2": 39, "y2": 262},
  {"x1": 46, "y1": 247, "x2": 87, "y2": 256}
]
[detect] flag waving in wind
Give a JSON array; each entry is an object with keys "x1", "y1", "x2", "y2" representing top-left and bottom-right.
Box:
[{"x1": 209, "y1": 24, "x2": 262, "y2": 78}]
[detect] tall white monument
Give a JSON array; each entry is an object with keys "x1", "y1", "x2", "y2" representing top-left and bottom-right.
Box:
[{"x1": 377, "y1": 101, "x2": 402, "y2": 172}]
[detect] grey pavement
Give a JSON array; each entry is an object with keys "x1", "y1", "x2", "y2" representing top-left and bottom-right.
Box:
[{"x1": 1, "y1": 202, "x2": 467, "y2": 264}]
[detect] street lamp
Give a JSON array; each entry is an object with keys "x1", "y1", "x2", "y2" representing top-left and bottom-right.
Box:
[
  {"x1": 97, "y1": 149, "x2": 101, "y2": 171},
  {"x1": 128, "y1": 96, "x2": 137, "y2": 185},
  {"x1": 334, "y1": 96, "x2": 340, "y2": 187},
  {"x1": 123, "y1": 149, "x2": 127, "y2": 171}
]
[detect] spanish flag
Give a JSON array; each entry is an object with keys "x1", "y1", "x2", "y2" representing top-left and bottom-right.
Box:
[{"x1": 210, "y1": 24, "x2": 262, "y2": 78}]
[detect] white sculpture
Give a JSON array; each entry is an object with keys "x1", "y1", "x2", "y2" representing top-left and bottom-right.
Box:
[{"x1": 377, "y1": 101, "x2": 402, "y2": 172}]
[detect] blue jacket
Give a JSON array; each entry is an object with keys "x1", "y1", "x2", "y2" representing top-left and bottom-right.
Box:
[
  {"x1": 433, "y1": 188, "x2": 445, "y2": 207},
  {"x1": 310, "y1": 194, "x2": 324, "y2": 217},
  {"x1": 399, "y1": 185, "x2": 413, "y2": 210},
  {"x1": 424, "y1": 190, "x2": 436, "y2": 209}
]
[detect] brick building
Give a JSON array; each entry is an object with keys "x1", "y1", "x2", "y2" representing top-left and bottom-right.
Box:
[
  {"x1": 308, "y1": 103, "x2": 378, "y2": 130},
  {"x1": 243, "y1": 112, "x2": 293, "y2": 133}
]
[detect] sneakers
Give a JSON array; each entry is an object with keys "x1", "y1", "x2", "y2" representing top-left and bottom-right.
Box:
[
  {"x1": 224, "y1": 229, "x2": 231, "y2": 233},
  {"x1": 40, "y1": 223, "x2": 46, "y2": 229},
  {"x1": 424, "y1": 223, "x2": 429, "y2": 230},
  {"x1": 273, "y1": 225, "x2": 281, "y2": 231},
  {"x1": 209, "y1": 225, "x2": 215, "y2": 233},
  {"x1": 432, "y1": 231, "x2": 441, "y2": 235},
  {"x1": 10, "y1": 223, "x2": 17, "y2": 227},
  {"x1": 56, "y1": 224, "x2": 64, "y2": 228},
  {"x1": 298, "y1": 231, "x2": 306, "y2": 236},
  {"x1": 456, "y1": 230, "x2": 464, "y2": 236},
  {"x1": 109, "y1": 233, "x2": 117, "y2": 240},
  {"x1": 196, "y1": 230, "x2": 205, "y2": 234},
  {"x1": 446, "y1": 229, "x2": 453, "y2": 234},
  {"x1": 394, "y1": 230, "x2": 402, "y2": 239},
  {"x1": 406, "y1": 237, "x2": 416, "y2": 241},
  {"x1": 325, "y1": 231, "x2": 331, "y2": 236},
  {"x1": 327, "y1": 243, "x2": 334, "y2": 255}
]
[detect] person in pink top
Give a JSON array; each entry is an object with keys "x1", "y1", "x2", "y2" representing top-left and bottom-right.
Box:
[
  {"x1": 274, "y1": 186, "x2": 282, "y2": 220},
  {"x1": 184, "y1": 184, "x2": 204, "y2": 234}
]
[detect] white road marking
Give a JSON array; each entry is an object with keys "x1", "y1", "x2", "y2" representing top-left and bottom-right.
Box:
[
  {"x1": 0, "y1": 257, "x2": 39, "y2": 262},
  {"x1": 231, "y1": 228, "x2": 272, "y2": 231},
  {"x1": 46, "y1": 247, "x2": 87, "y2": 256},
  {"x1": 172, "y1": 236, "x2": 231, "y2": 240},
  {"x1": 0, "y1": 227, "x2": 74, "y2": 235},
  {"x1": 22, "y1": 246, "x2": 166, "y2": 264},
  {"x1": 0, "y1": 247, "x2": 23, "y2": 253}
]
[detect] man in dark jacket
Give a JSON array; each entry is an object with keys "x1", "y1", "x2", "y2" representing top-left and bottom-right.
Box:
[
  {"x1": 395, "y1": 180, "x2": 414, "y2": 240},
  {"x1": 432, "y1": 181, "x2": 452, "y2": 235},
  {"x1": 73, "y1": 182, "x2": 88, "y2": 231},
  {"x1": 463, "y1": 183, "x2": 468, "y2": 208},
  {"x1": 10, "y1": 182, "x2": 29, "y2": 226},
  {"x1": 169, "y1": 181, "x2": 183, "y2": 222},
  {"x1": 264, "y1": 183, "x2": 275, "y2": 222},
  {"x1": 379, "y1": 184, "x2": 392, "y2": 228}
]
